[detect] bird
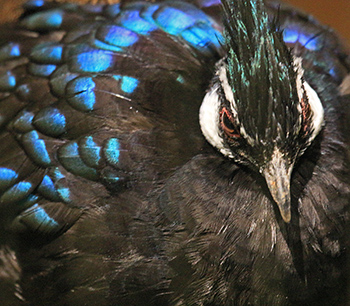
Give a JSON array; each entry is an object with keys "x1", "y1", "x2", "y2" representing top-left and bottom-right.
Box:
[{"x1": 0, "y1": 0, "x2": 349, "y2": 305}]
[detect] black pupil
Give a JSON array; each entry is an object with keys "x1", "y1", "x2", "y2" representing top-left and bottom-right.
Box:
[{"x1": 223, "y1": 112, "x2": 235, "y2": 132}]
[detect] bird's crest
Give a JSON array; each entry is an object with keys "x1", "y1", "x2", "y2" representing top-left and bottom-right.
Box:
[{"x1": 221, "y1": 0, "x2": 300, "y2": 148}]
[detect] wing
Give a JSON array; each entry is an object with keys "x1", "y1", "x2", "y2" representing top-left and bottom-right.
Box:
[{"x1": 0, "y1": 1, "x2": 222, "y2": 304}]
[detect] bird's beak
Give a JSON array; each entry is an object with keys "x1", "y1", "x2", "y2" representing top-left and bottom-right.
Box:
[{"x1": 262, "y1": 151, "x2": 293, "y2": 223}]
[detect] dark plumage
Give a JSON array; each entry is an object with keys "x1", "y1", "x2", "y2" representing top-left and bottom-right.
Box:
[{"x1": 0, "y1": 0, "x2": 349, "y2": 305}]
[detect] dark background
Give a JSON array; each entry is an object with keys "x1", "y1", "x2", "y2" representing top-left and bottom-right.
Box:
[{"x1": 285, "y1": 0, "x2": 350, "y2": 45}]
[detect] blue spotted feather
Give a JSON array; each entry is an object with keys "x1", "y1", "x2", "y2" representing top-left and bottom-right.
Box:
[{"x1": 0, "y1": 0, "x2": 348, "y2": 305}]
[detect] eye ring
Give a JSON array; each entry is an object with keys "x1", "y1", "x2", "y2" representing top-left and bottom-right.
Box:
[
  {"x1": 220, "y1": 107, "x2": 240, "y2": 138},
  {"x1": 300, "y1": 97, "x2": 311, "y2": 133}
]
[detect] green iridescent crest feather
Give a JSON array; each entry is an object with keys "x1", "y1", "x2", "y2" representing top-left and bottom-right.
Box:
[{"x1": 221, "y1": 0, "x2": 300, "y2": 147}]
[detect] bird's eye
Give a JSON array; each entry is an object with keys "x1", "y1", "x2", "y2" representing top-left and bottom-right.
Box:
[
  {"x1": 300, "y1": 97, "x2": 311, "y2": 133},
  {"x1": 220, "y1": 107, "x2": 240, "y2": 138}
]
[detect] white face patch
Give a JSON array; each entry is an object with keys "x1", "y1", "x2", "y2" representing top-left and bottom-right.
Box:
[
  {"x1": 199, "y1": 84, "x2": 233, "y2": 158},
  {"x1": 199, "y1": 63, "x2": 257, "y2": 158},
  {"x1": 294, "y1": 57, "x2": 324, "y2": 144}
]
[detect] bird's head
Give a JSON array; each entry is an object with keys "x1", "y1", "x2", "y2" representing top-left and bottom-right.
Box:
[{"x1": 199, "y1": 0, "x2": 324, "y2": 222}]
